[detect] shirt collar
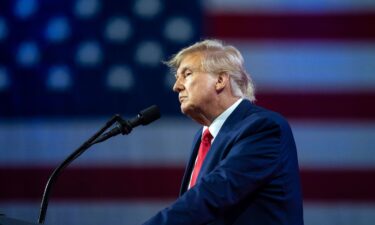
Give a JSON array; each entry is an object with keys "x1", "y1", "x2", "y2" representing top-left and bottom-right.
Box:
[{"x1": 203, "y1": 98, "x2": 243, "y2": 141}]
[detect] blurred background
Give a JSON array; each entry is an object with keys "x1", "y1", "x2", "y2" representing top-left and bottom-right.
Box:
[{"x1": 0, "y1": 0, "x2": 375, "y2": 224}]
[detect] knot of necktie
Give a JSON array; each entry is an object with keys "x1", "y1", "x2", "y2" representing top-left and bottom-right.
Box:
[{"x1": 202, "y1": 129, "x2": 213, "y2": 144}]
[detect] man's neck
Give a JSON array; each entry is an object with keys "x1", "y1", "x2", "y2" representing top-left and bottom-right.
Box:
[
  {"x1": 204, "y1": 98, "x2": 243, "y2": 140},
  {"x1": 204, "y1": 96, "x2": 241, "y2": 126}
]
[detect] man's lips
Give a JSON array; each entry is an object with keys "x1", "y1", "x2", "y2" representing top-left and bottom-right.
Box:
[{"x1": 179, "y1": 96, "x2": 187, "y2": 103}]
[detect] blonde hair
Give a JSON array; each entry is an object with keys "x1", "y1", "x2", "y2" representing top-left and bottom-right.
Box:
[{"x1": 164, "y1": 39, "x2": 255, "y2": 102}]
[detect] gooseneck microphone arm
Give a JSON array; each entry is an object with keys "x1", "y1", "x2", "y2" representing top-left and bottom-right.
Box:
[
  {"x1": 37, "y1": 105, "x2": 161, "y2": 224},
  {"x1": 38, "y1": 114, "x2": 120, "y2": 224}
]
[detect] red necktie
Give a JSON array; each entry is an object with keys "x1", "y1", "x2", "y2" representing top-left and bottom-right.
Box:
[{"x1": 189, "y1": 129, "x2": 213, "y2": 189}]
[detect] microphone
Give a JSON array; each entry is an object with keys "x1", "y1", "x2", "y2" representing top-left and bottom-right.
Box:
[
  {"x1": 128, "y1": 104, "x2": 161, "y2": 127},
  {"x1": 92, "y1": 105, "x2": 161, "y2": 144},
  {"x1": 38, "y1": 105, "x2": 160, "y2": 224}
]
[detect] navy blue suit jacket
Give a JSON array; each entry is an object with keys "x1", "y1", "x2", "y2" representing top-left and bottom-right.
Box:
[{"x1": 143, "y1": 100, "x2": 304, "y2": 225}]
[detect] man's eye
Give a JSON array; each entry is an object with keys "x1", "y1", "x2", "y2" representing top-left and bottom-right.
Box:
[{"x1": 184, "y1": 72, "x2": 192, "y2": 77}]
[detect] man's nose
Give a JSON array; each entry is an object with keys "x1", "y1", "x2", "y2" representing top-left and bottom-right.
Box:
[{"x1": 173, "y1": 77, "x2": 184, "y2": 93}]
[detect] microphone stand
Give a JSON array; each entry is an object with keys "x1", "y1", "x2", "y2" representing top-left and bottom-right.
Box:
[{"x1": 37, "y1": 114, "x2": 125, "y2": 224}]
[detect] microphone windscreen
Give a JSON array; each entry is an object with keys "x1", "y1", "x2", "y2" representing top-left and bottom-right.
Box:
[{"x1": 139, "y1": 105, "x2": 161, "y2": 125}]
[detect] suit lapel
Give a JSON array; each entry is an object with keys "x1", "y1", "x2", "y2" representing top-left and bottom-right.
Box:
[
  {"x1": 179, "y1": 128, "x2": 202, "y2": 195},
  {"x1": 197, "y1": 100, "x2": 253, "y2": 181}
]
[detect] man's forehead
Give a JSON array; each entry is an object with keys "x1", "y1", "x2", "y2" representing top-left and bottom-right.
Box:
[{"x1": 177, "y1": 53, "x2": 202, "y2": 73}]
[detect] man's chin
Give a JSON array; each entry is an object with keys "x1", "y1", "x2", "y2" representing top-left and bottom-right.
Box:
[
  {"x1": 180, "y1": 103, "x2": 193, "y2": 115},
  {"x1": 180, "y1": 104, "x2": 188, "y2": 114}
]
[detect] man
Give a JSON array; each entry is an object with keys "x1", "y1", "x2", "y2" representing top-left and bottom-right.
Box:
[{"x1": 143, "y1": 39, "x2": 303, "y2": 225}]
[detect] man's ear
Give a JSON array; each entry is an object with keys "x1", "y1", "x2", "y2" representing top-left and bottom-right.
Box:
[{"x1": 215, "y1": 72, "x2": 229, "y2": 92}]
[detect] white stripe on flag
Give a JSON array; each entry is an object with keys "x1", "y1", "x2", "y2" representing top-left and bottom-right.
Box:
[
  {"x1": 1, "y1": 201, "x2": 375, "y2": 225},
  {"x1": 232, "y1": 41, "x2": 375, "y2": 92},
  {"x1": 0, "y1": 119, "x2": 374, "y2": 168}
]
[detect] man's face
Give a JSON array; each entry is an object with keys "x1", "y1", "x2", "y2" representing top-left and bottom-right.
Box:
[{"x1": 173, "y1": 53, "x2": 217, "y2": 121}]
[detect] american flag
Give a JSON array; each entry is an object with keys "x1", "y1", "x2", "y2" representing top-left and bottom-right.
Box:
[{"x1": 1, "y1": 0, "x2": 375, "y2": 224}]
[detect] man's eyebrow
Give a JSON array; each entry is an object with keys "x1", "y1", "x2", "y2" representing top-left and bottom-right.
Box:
[
  {"x1": 179, "y1": 67, "x2": 189, "y2": 72},
  {"x1": 175, "y1": 67, "x2": 191, "y2": 77}
]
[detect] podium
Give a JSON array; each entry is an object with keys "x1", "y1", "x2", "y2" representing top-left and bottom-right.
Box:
[{"x1": 0, "y1": 216, "x2": 38, "y2": 225}]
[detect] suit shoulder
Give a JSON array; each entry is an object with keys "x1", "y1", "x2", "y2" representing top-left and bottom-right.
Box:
[{"x1": 239, "y1": 103, "x2": 292, "y2": 134}]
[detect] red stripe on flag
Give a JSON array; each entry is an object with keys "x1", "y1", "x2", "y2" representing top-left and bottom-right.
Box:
[
  {"x1": 1, "y1": 167, "x2": 375, "y2": 202},
  {"x1": 0, "y1": 167, "x2": 183, "y2": 201},
  {"x1": 301, "y1": 169, "x2": 375, "y2": 202},
  {"x1": 205, "y1": 12, "x2": 375, "y2": 40},
  {"x1": 256, "y1": 92, "x2": 375, "y2": 120}
]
